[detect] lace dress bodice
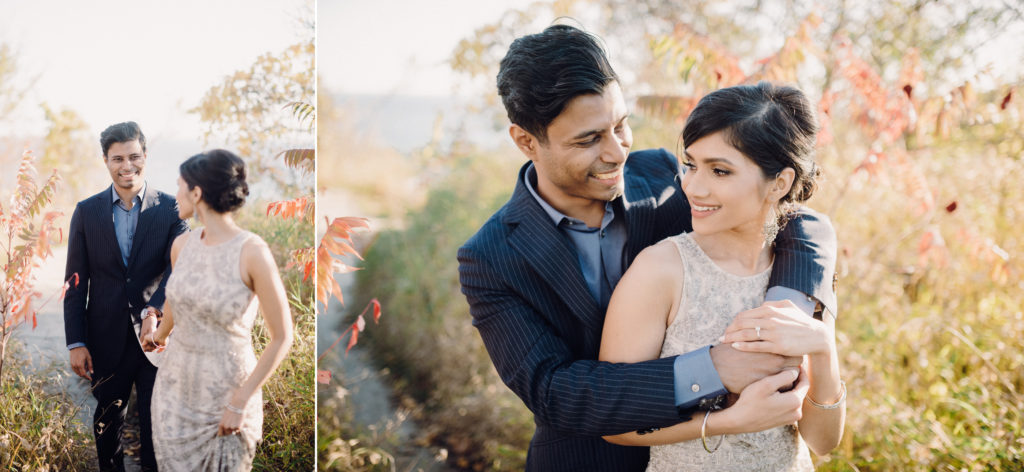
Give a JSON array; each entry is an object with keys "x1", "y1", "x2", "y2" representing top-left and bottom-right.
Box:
[
  {"x1": 646, "y1": 233, "x2": 813, "y2": 472},
  {"x1": 152, "y1": 229, "x2": 262, "y2": 471}
]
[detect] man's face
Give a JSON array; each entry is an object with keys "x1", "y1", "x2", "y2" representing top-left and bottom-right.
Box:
[
  {"x1": 524, "y1": 82, "x2": 632, "y2": 215},
  {"x1": 104, "y1": 140, "x2": 146, "y2": 191}
]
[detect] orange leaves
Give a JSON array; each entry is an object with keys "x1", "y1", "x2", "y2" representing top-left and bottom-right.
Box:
[
  {"x1": 276, "y1": 149, "x2": 315, "y2": 175},
  {"x1": 266, "y1": 195, "x2": 313, "y2": 223},
  {"x1": 315, "y1": 298, "x2": 383, "y2": 384},
  {"x1": 370, "y1": 298, "x2": 381, "y2": 323},
  {"x1": 834, "y1": 38, "x2": 913, "y2": 145},
  {"x1": 316, "y1": 216, "x2": 369, "y2": 312},
  {"x1": 2, "y1": 149, "x2": 68, "y2": 378}
]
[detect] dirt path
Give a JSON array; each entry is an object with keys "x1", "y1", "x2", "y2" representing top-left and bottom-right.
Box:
[{"x1": 317, "y1": 191, "x2": 455, "y2": 471}]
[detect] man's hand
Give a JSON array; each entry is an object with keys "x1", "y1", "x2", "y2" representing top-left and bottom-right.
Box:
[
  {"x1": 709, "y1": 342, "x2": 801, "y2": 394},
  {"x1": 69, "y1": 346, "x2": 93, "y2": 381},
  {"x1": 140, "y1": 314, "x2": 158, "y2": 351}
]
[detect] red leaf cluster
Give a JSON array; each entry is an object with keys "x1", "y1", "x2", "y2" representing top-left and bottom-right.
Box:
[
  {"x1": 315, "y1": 298, "x2": 384, "y2": 384},
  {"x1": 2, "y1": 150, "x2": 73, "y2": 344},
  {"x1": 315, "y1": 217, "x2": 369, "y2": 312},
  {"x1": 265, "y1": 195, "x2": 312, "y2": 221}
]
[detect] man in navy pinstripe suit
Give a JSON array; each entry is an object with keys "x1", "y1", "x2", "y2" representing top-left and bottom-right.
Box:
[
  {"x1": 457, "y1": 25, "x2": 837, "y2": 470},
  {"x1": 64, "y1": 122, "x2": 189, "y2": 472}
]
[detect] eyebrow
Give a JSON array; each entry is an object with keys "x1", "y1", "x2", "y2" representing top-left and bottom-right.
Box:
[
  {"x1": 682, "y1": 150, "x2": 734, "y2": 166},
  {"x1": 570, "y1": 112, "x2": 630, "y2": 141}
]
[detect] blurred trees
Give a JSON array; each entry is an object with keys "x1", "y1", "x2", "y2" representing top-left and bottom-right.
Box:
[
  {"x1": 191, "y1": 28, "x2": 314, "y2": 194},
  {"x1": 39, "y1": 105, "x2": 104, "y2": 206},
  {"x1": 0, "y1": 45, "x2": 28, "y2": 122}
]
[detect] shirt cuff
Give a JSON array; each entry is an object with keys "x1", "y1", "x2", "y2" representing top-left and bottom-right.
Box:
[
  {"x1": 766, "y1": 286, "x2": 817, "y2": 316},
  {"x1": 673, "y1": 345, "x2": 727, "y2": 416},
  {"x1": 67, "y1": 342, "x2": 87, "y2": 350}
]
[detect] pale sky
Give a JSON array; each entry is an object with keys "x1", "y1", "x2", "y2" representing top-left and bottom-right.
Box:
[
  {"x1": 0, "y1": 0, "x2": 310, "y2": 140},
  {"x1": 319, "y1": 0, "x2": 538, "y2": 96}
]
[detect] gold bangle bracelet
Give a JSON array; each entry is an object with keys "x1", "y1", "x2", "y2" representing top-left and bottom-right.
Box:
[
  {"x1": 701, "y1": 410, "x2": 724, "y2": 453},
  {"x1": 807, "y1": 380, "x2": 847, "y2": 410}
]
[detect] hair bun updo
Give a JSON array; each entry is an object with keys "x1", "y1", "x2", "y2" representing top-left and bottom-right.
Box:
[{"x1": 179, "y1": 149, "x2": 249, "y2": 213}]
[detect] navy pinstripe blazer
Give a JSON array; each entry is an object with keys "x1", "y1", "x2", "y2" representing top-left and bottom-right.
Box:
[
  {"x1": 458, "y1": 149, "x2": 837, "y2": 471},
  {"x1": 63, "y1": 185, "x2": 189, "y2": 374}
]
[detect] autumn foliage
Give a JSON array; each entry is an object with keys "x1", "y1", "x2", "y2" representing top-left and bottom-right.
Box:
[
  {"x1": 0, "y1": 149, "x2": 71, "y2": 385},
  {"x1": 349, "y1": 1, "x2": 1024, "y2": 469}
]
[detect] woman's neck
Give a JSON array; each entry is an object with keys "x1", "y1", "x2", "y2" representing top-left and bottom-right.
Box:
[
  {"x1": 691, "y1": 221, "x2": 773, "y2": 276},
  {"x1": 196, "y1": 209, "x2": 240, "y2": 245}
]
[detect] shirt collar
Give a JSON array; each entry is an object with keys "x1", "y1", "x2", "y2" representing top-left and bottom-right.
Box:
[
  {"x1": 524, "y1": 163, "x2": 615, "y2": 229},
  {"x1": 524, "y1": 163, "x2": 570, "y2": 227},
  {"x1": 111, "y1": 182, "x2": 147, "y2": 207}
]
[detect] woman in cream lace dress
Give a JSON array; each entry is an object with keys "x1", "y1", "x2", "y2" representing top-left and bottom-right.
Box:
[
  {"x1": 143, "y1": 150, "x2": 293, "y2": 471},
  {"x1": 599, "y1": 83, "x2": 846, "y2": 471}
]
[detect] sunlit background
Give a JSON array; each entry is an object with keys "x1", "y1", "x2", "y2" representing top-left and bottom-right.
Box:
[
  {"x1": 317, "y1": 1, "x2": 1024, "y2": 471},
  {"x1": 0, "y1": 0, "x2": 309, "y2": 194}
]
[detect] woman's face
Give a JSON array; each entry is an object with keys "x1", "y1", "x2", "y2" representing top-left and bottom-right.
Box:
[
  {"x1": 176, "y1": 176, "x2": 195, "y2": 219},
  {"x1": 681, "y1": 131, "x2": 778, "y2": 238}
]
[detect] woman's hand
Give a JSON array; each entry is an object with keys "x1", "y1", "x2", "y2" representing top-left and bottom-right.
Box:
[
  {"x1": 141, "y1": 331, "x2": 166, "y2": 352},
  {"x1": 721, "y1": 300, "x2": 831, "y2": 357},
  {"x1": 713, "y1": 366, "x2": 809, "y2": 435},
  {"x1": 217, "y1": 405, "x2": 244, "y2": 437}
]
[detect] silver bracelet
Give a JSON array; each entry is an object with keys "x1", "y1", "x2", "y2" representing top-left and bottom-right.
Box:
[
  {"x1": 225, "y1": 403, "x2": 245, "y2": 414},
  {"x1": 807, "y1": 380, "x2": 847, "y2": 410},
  {"x1": 700, "y1": 410, "x2": 723, "y2": 453}
]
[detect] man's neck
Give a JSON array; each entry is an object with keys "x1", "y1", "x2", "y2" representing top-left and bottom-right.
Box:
[
  {"x1": 536, "y1": 187, "x2": 606, "y2": 227},
  {"x1": 114, "y1": 184, "x2": 144, "y2": 209}
]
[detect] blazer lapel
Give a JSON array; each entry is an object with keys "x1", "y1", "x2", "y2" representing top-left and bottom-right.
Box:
[
  {"x1": 622, "y1": 170, "x2": 656, "y2": 265},
  {"x1": 126, "y1": 187, "x2": 159, "y2": 271},
  {"x1": 95, "y1": 185, "x2": 128, "y2": 272},
  {"x1": 504, "y1": 166, "x2": 602, "y2": 332}
]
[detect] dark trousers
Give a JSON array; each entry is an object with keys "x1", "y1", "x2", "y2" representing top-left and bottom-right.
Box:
[{"x1": 91, "y1": 325, "x2": 158, "y2": 472}]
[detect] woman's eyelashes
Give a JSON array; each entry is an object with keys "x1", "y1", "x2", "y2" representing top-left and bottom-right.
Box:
[{"x1": 683, "y1": 160, "x2": 731, "y2": 176}]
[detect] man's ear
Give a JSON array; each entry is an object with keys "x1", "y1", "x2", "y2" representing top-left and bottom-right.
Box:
[{"x1": 509, "y1": 124, "x2": 540, "y2": 160}]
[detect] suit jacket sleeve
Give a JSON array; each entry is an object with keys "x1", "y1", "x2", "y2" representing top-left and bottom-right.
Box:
[
  {"x1": 147, "y1": 206, "x2": 189, "y2": 311},
  {"x1": 769, "y1": 206, "x2": 838, "y2": 316},
  {"x1": 458, "y1": 246, "x2": 680, "y2": 436},
  {"x1": 63, "y1": 202, "x2": 90, "y2": 346}
]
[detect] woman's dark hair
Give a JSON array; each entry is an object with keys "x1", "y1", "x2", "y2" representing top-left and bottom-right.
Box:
[
  {"x1": 179, "y1": 149, "x2": 249, "y2": 213},
  {"x1": 682, "y1": 82, "x2": 819, "y2": 204},
  {"x1": 100, "y1": 121, "x2": 146, "y2": 157},
  {"x1": 497, "y1": 23, "x2": 618, "y2": 143}
]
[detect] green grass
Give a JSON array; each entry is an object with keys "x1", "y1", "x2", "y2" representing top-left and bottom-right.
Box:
[
  {"x1": 238, "y1": 203, "x2": 316, "y2": 471},
  {"x1": 0, "y1": 342, "x2": 95, "y2": 470}
]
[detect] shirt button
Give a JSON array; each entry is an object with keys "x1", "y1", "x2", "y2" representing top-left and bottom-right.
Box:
[{"x1": 691, "y1": 383, "x2": 700, "y2": 393}]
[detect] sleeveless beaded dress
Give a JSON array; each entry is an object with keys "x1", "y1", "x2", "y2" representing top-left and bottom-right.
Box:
[
  {"x1": 646, "y1": 233, "x2": 814, "y2": 472},
  {"x1": 152, "y1": 229, "x2": 262, "y2": 471}
]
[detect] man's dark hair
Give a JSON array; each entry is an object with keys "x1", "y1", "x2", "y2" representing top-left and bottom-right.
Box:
[
  {"x1": 497, "y1": 24, "x2": 618, "y2": 143},
  {"x1": 682, "y1": 82, "x2": 820, "y2": 203},
  {"x1": 100, "y1": 121, "x2": 147, "y2": 157}
]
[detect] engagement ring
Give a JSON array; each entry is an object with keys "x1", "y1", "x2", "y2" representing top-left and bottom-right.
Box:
[{"x1": 756, "y1": 326, "x2": 761, "y2": 340}]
